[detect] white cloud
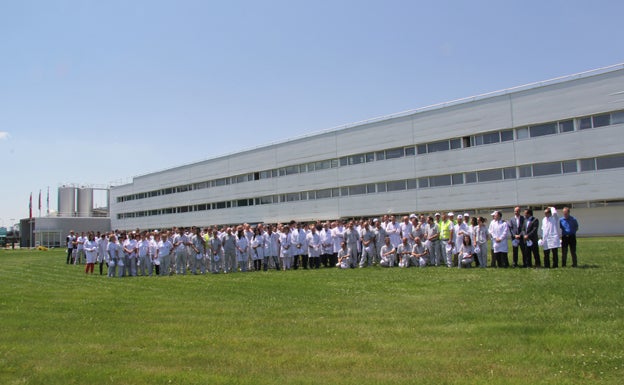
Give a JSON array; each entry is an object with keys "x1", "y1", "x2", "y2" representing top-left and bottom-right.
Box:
[{"x1": 0, "y1": 132, "x2": 9, "y2": 140}]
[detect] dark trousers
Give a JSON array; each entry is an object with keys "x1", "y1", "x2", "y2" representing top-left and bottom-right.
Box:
[
  {"x1": 309, "y1": 256, "x2": 320, "y2": 269},
  {"x1": 512, "y1": 242, "x2": 524, "y2": 266},
  {"x1": 66, "y1": 248, "x2": 73, "y2": 264},
  {"x1": 561, "y1": 235, "x2": 577, "y2": 267},
  {"x1": 521, "y1": 242, "x2": 541, "y2": 267},
  {"x1": 544, "y1": 248, "x2": 559, "y2": 268},
  {"x1": 321, "y1": 253, "x2": 332, "y2": 267},
  {"x1": 493, "y1": 252, "x2": 509, "y2": 268}
]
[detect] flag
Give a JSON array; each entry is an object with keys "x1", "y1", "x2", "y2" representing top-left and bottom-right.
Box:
[
  {"x1": 38, "y1": 190, "x2": 42, "y2": 211},
  {"x1": 29, "y1": 193, "x2": 32, "y2": 219}
]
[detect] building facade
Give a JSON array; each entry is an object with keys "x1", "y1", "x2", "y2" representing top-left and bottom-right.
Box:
[{"x1": 110, "y1": 64, "x2": 624, "y2": 235}]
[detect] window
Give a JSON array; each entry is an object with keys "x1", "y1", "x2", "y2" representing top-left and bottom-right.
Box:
[
  {"x1": 331, "y1": 188, "x2": 340, "y2": 197},
  {"x1": 516, "y1": 127, "x2": 529, "y2": 140},
  {"x1": 349, "y1": 154, "x2": 365, "y2": 165},
  {"x1": 407, "y1": 179, "x2": 417, "y2": 189},
  {"x1": 562, "y1": 160, "x2": 578, "y2": 173},
  {"x1": 366, "y1": 184, "x2": 376, "y2": 194},
  {"x1": 592, "y1": 114, "x2": 611, "y2": 128},
  {"x1": 316, "y1": 160, "x2": 331, "y2": 170},
  {"x1": 405, "y1": 146, "x2": 416, "y2": 156},
  {"x1": 194, "y1": 182, "x2": 207, "y2": 190},
  {"x1": 465, "y1": 172, "x2": 477, "y2": 184},
  {"x1": 503, "y1": 167, "x2": 516, "y2": 180},
  {"x1": 163, "y1": 188, "x2": 173, "y2": 195},
  {"x1": 316, "y1": 189, "x2": 332, "y2": 199},
  {"x1": 349, "y1": 185, "x2": 367, "y2": 195},
  {"x1": 215, "y1": 178, "x2": 228, "y2": 186},
  {"x1": 558, "y1": 120, "x2": 574, "y2": 133},
  {"x1": 386, "y1": 180, "x2": 407, "y2": 191},
  {"x1": 416, "y1": 144, "x2": 427, "y2": 154},
  {"x1": 340, "y1": 187, "x2": 349, "y2": 197},
  {"x1": 237, "y1": 199, "x2": 249, "y2": 207},
  {"x1": 428, "y1": 140, "x2": 450, "y2": 153},
  {"x1": 286, "y1": 193, "x2": 300, "y2": 202},
  {"x1": 519, "y1": 165, "x2": 532, "y2": 178},
  {"x1": 385, "y1": 148, "x2": 404, "y2": 159},
  {"x1": 260, "y1": 170, "x2": 272, "y2": 179},
  {"x1": 500, "y1": 130, "x2": 514, "y2": 142},
  {"x1": 451, "y1": 173, "x2": 463, "y2": 185},
  {"x1": 366, "y1": 153, "x2": 375, "y2": 162},
  {"x1": 285, "y1": 165, "x2": 299, "y2": 175},
  {"x1": 339, "y1": 157, "x2": 348, "y2": 167},
  {"x1": 429, "y1": 175, "x2": 451, "y2": 187},
  {"x1": 235, "y1": 175, "x2": 247, "y2": 184},
  {"x1": 450, "y1": 138, "x2": 462, "y2": 149},
  {"x1": 612, "y1": 111, "x2": 624, "y2": 125},
  {"x1": 477, "y1": 169, "x2": 502, "y2": 182},
  {"x1": 580, "y1": 158, "x2": 596, "y2": 171},
  {"x1": 375, "y1": 151, "x2": 385, "y2": 161},
  {"x1": 377, "y1": 182, "x2": 387, "y2": 192},
  {"x1": 482, "y1": 132, "x2": 500, "y2": 144},
  {"x1": 418, "y1": 177, "x2": 429, "y2": 188},
  {"x1": 215, "y1": 202, "x2": 227, "y2": 209},
  {"x1": 307, "y1": 163, "x2": 315, "y2": 172},
  {"x1": 197, "y1": 204, "x2": 207, "y2": 211},
  {"x1": 530, "y1": 123, "x2": 557, "y2": 137},
  {"x1": 330, "y1": 159, "x2": 340, "y2": 168},
  {"x1": 579, "y1": 117, "x2": 592, "y2": 130},
  {"x1": 597, "y1": 154, "x2": 624, "y2": 170},
  {"x1": 532, "y1": 162, "x2": 562, "y2": 177},
  {"x1": 272, "y1": 169, "x2": 278, "y2": 177},
  {"x1": 299, "y1": 164, "x2": 308, "y2": 173},
  {"x1": 471, "y1": 135, "x2": 483, "y2": 146}
]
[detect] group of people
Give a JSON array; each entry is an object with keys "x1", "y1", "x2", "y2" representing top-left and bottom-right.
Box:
[{"x1": 65, "y1": 206, "x2": 580, "y2": 277}]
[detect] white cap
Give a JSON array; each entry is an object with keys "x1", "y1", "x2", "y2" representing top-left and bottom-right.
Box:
[
  {"x1": 409, "y1": 213, "x2": 416, "y2": 219},
  {"x1": 463, "y1": 213, "x2": 470, "y2": 218},
  {"x1": 448, "y1": 212, "x2": 454, "y2": 217},
  {"x1": 491, "y1": 211, "x2": 498, "y2": 216},
  {"x1": 435, "y1": 212, "x2": 441, "y2": 216},
  {"x1": 372, "y1": 218, "x2": 379, "y2": 223}
]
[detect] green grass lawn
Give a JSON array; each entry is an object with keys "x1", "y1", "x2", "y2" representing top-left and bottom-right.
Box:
[{"x1": 1, "y1": 238, "x2": 623, "y2": 384}]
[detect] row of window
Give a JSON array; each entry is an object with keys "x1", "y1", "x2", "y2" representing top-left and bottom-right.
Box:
[
  {"x1": 116, "y1": 109, "x2": 624, "y2": 203},
  {"x1": 115, "y1": 153, "x2": 624, "y2": 220}
]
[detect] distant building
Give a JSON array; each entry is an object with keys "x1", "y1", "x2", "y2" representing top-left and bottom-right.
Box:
[
  {"x1": 110, "y1": 64, "x2": 624, "y2": 235},
  {"x1": 21, "y1": 185, "x2": 111, "y2": 248}
]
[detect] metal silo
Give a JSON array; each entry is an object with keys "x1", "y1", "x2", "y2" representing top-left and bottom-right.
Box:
[
  {"x1": 58, "y1": 186, "x2": 76, "y2": 217},
  {"x1": 77, "y1": 187, "x2": 93, "y2": 217}
]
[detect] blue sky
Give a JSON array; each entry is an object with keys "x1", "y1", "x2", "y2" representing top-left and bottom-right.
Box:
[{"x1": 1, "y1": 0, "x2": 622, "y2": 228}]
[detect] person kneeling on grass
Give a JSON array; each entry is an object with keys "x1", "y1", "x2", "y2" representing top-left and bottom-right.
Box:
[
  {"x1": 336, "y1": 241, "x2": 352, "y2": 269},
  {"x1": 410, "y1": 237, "x2": 429, "y2": 267},
  {"x1": 379, "y1": 236, "x2": 396, "y2": 267},
  {"x1": 458, "y1": 234, "x2": 475, "y2": 268}
]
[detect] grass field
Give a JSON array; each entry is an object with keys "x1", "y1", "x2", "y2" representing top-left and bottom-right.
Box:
[{"x1": 1, "y1": 238, "x2": 623, "y2": 384}]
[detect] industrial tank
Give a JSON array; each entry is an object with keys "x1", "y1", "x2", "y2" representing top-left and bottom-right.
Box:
[
  {"x1": 77, "y1": 188, "x2": 93, "y2": 217},
  {"x1": 58, "y1": 186, "x2": 76, "y2": 217}
]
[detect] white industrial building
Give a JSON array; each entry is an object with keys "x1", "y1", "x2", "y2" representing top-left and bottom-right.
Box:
[{"x1": 110, "y1": 64, "x2": 624, "y2": 235}]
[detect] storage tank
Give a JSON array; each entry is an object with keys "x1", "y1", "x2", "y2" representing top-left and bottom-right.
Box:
[
  {"x1": 77, "y1": 188, "x2": 94, "y2": 217},
  {"x1": 58, "y1": 186, "x2": 76, "y2": 217}
]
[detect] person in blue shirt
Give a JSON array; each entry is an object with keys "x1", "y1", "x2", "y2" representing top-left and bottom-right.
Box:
[{"x1": 559, "y1": 207, "x2": 580, "y2": 267}]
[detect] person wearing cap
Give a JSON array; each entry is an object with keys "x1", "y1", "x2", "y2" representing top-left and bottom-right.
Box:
[
  {"x1": 424, "y1": 215, "x2": 441, "y2": 266},
  {"x1": 488, "y1": 210, "x2": 509, "y2": 267},
  {"x1": 522, "y1": 209, "x2": 540, "y2": 267},
  {"x1": 508, "y1": 206, "x2": 526, "y2": 267},
  {"x1": 541, "y1": 207, "x2": 561, "y2": 268},
  {"x1": 559, "y1": 207, "x2": 579, "y2": 267},
  {"x1": 439, "y1": 212, "x2": 455, "y2": 267}
]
